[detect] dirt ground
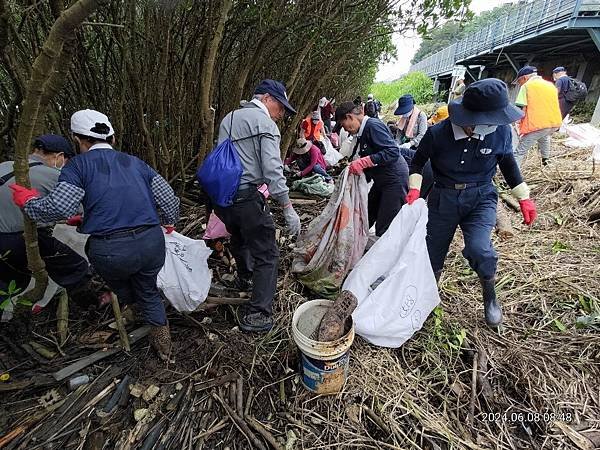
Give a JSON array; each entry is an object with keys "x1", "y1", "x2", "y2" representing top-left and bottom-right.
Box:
[{"x1": 0, "y1": 138, "x2": 599, "y2": 450}]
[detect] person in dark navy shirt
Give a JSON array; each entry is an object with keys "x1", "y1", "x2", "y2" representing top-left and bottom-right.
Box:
[
  {"x1": 406, "y1": 79, "x2": 538, "y2": 328},
  {"x1": 11, "y1": 109, "x2": 179, "y2": 359},
  {"x1": 334, "y1": 102, "x2": 409, "y2": 236}
]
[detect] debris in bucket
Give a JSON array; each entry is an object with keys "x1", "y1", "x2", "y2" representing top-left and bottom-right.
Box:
[{"x1": 316, "y1": 290, "x2": 358, "y2": 341}]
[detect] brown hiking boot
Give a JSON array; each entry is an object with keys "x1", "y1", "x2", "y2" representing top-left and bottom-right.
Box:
[
  {"x1": 316, "y1": 290, "x2": 358, "y2": 342},
  {"x1": 149, "y1": 324, "x2": 171, "y2": 361}
]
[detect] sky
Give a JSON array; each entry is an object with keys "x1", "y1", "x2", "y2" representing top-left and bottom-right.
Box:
[{"x1": 375, "y1": 0, "x2": 514, "y2": 82}]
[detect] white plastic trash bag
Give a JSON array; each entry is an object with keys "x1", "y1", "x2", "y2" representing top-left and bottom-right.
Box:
[
  {"x1": 343, "y1": 199, "x2": 440, "y2": 348},
  {"x1": 321, "y1": 134, "x2": 344, "y2": 166},
  {"x1": 157, "y1": 231, "x2": 213, "y2": 312}
]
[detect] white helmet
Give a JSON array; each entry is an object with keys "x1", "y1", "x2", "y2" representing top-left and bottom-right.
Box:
[{"x1": 367, "y1": 93, "x2": 374, "y2": 100}]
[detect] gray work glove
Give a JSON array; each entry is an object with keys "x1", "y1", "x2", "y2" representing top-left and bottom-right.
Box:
[{"x1": 282, "y1": 203, "x2": 301, "y2": 236}]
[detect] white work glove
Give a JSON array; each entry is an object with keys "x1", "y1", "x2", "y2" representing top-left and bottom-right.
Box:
[
  {"x1": 282, "y1": 203, "x2": 301, "y2": 236},
  {"x1": 399, "y1": 142, "x2": 411, "y2": 149}
]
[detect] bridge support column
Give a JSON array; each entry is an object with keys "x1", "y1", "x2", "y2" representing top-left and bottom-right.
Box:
[
  {"x1": 589, "y1": 29, "x2": 600, "y2": 127},
  {"x1": 592, "y1": 97, "x2": 600, "y2": 127}
]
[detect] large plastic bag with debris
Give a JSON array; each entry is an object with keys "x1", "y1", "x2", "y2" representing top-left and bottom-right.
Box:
[
  {"x1": 157, "y1": 231, "x2": 212, "y2": 312},
  {"x1": 292, "y1": 168, "x2": 369, "y2": 297},
  {"x1": 291, "y1": 174, "x2": 334, "y2": 197},
  {"x1": 343, "y1": 199, "x2": 440, "y2": 348},
  {"x1": 321, "y1": 134, "x2": 344, "y2": 166}
]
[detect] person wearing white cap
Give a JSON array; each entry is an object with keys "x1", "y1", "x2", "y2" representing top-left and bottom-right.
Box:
[
  {"x1": 318, "y1": 97, "x2": 334, "y2": 134},
  {"x1": 364, "y1": 94, "x2": 381, "y2": 118},
  {"x1": 10, "y1": 109, "x2": 180, "y2": 360}
]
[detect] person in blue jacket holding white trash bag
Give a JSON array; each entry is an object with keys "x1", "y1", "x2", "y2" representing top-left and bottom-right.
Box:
[
  {"x1": 405, "y1": 79, "x2": 538, "y2": 328},
  {"x1": 10, "y1": 109, "x2": 180, "y2": 360}
]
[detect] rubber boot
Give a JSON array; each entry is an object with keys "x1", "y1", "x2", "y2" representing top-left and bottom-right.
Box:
[
  {"x1": 149, "y1": 323, "x2": 171, "y2": 361},
  {"x1": 480, "y1": 278, "x2": 502, "y2": 327}
]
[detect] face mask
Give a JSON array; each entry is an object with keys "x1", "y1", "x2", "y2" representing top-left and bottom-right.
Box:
[{"x1": 473, "y1": 125, "x2": 498, "y2": 136}]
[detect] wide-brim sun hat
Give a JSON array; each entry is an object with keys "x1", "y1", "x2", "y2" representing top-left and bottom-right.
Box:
[
  {"x1": 394, "y1": 94, "x2": 414, "y2": 116},
  {"x1": 448, "y1": 78, "x2": 524, "y2": 126},
  {"x1": 293, "y1": 138, "x2": 311, "y2": 155}
]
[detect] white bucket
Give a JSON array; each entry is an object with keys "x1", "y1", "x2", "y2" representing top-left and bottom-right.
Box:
[{"x1": 292, "y1": 299, "x2": 355, "y2": 395}]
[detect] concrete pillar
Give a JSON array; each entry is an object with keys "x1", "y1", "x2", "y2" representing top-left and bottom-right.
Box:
[
  {"x1": 576, "y1": 61, "x2": 588, "y2": 80},
  {"x1": 592, "y1": 96, "x2": 600, "y2": 127}
]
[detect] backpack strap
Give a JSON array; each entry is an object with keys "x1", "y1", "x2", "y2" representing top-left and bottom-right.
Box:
[{"x1": 0, "y1": 161, "x2": 44, "y2": 187}]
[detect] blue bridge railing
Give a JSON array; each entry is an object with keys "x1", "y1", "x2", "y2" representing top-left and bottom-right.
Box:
[{"x1": 410, "y1": 0, "x2": 595, "y2": 77}]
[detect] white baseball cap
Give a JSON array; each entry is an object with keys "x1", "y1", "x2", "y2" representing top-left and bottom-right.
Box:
[{"x1": 70, "y1": 109, "x2": 114, "y2": 139}]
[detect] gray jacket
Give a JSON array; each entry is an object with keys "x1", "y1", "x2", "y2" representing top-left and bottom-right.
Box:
[
  {"x1": 0, "y1": 155, "x2": 59, "y2": 233},
  {"x1": 218, "y1": 101, "x2": 289, "y2": 205}
]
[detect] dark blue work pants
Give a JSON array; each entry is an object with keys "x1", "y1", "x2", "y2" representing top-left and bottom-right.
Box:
[
  {"x1": 86, "y1": 225, "x2": 166, "y2": 326},
  {"x1": 426, "y1": 184, "x2": 498, "y2": 280},
  {"x1": 214, "y1": 190, "x2": 279, "y2": 316},
  {"x1": 0, "y1": 228, "x2": 91, "y2": 295}
]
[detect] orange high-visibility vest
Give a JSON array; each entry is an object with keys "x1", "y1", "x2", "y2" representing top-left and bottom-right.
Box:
[
  {"x1": 519, "y1": 77, "x2": 562, "y2": 135},
  {"x1": 302, "y1": 118, "x2": 323, "y2": 141}
]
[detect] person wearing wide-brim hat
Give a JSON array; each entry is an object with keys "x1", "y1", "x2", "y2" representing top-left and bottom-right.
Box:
[
  {"x1": 284, "y1": 138, "x2": 331, "y2": 182},
  {"x1": 405, "y1": 78, "x2": 538, "y2": 328},
  {"x1": 393, "y1": 94, "x2": 428, "y2": 150}
]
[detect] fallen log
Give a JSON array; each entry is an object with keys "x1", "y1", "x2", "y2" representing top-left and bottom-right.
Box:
[
  {"x1": 499, "y1": 192, "x2": 520, "y2": 212},
  {"x1": 52, "y1": 326, "x2": 150, "y2": 381},
  {"x1": 205, "y1": 296, "x2": 249, "y2": 305},
  {"x1": 495, "y1": 200, "x2": 514, "y2": 239}
]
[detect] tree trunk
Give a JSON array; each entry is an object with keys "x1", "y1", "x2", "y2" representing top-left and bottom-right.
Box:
[
  {"x1": 13, "y1": 0, "x2": 104, "y2": 302},
  {"x1": 197, "y1": 0, "x2": 232, "y2": 161}
]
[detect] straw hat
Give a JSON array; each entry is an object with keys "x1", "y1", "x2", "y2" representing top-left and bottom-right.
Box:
[{"x1": 293, "y1": 138, "x2": 312, "y2": 155}]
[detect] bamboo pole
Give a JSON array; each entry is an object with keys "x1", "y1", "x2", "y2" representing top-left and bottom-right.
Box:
[{"x1": 111, "y1": 293, "x2": 130, "y2": 351}]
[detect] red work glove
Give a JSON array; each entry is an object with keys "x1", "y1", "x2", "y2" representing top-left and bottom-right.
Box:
[
  {"x1": 66, "y1": 215, "x2": 83, "y2": 226},
  {"x1": 9, "y1": 184, "x2": 40, "y2": 208},
  {"x1": 519, "y1": 199, "x2": 537, "y2": 225},
  {"x1": 405, "y1": 188, "x2": 421, "y2": 205},
  {"x1": 163, "y1": 225, "x2": 175, "y2": 234},
  {"x1": 348, "y1": 156, "x2": 375, "y2": 175}
]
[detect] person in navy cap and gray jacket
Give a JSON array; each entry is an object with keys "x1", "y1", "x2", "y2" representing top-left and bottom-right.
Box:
[
  {"x1": 406, "y1": 79, "x2": 538, "y2": 328},
  {"x1": 0, "y1": 134, "x2": 93, "y2": 302},
  {"x1": 10, "y1": 110, "x2": 180, "y2": 359},
  {"x1": 334, "y1": 101, "x2": 409, "y2": 237},
  {"x1": 393, "y1": 94, "x2": 428, "y2": 150},
  {"x1": 214, "y1": 79, "x2": 300, "y2": 333}
]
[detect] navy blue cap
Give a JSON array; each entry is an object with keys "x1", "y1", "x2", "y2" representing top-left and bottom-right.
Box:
[
  {"x1": 394, "y1": 94, "x2": 414, "y2": 116},
  {"x1": 515, "y1": 65, "x2": 537, "y2": 80},
  {"x1": 33, "y1": 134, "x2": 76, "y2": 158},
  {"x1": 553, "y1": 66, "x2": 566, "y2": 73},
  {"x1": 448, "y1": 78, "x2": 524, "y2": 126},
  {"x1": 254, "y1": 79, "x2": 296, "y2": 115}
]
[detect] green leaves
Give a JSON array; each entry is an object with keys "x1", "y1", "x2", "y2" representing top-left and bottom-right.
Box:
[
  {"x1": 551, "y1": 240, "x2": 569, "y2": 254},
  {"x1": 371, "y1": 71, "x2": 435, "y2": 105}
]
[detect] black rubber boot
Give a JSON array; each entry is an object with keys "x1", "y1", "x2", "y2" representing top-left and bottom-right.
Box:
[{"x1": 480, "y1": 277, "x2": 502, "y2": 327}]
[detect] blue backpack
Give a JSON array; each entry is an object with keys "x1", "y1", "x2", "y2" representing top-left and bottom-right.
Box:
[{"x1": 197, "y1": 111, "x2": 260, "y2": 207}]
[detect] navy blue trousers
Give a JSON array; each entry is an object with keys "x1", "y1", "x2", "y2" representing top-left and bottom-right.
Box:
[
  {"x1": 86, "y1": 225, "x2": 166, "y2": 326},
  {"x1": 214, "y1": 190, "x2": 279, "y2": 316},
  {"x1": 426, "y1": 184, "x2": 498, "y2": 280},
  {"x1": 0, "y1": 228, "x2": 91, "y2": 295}
]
